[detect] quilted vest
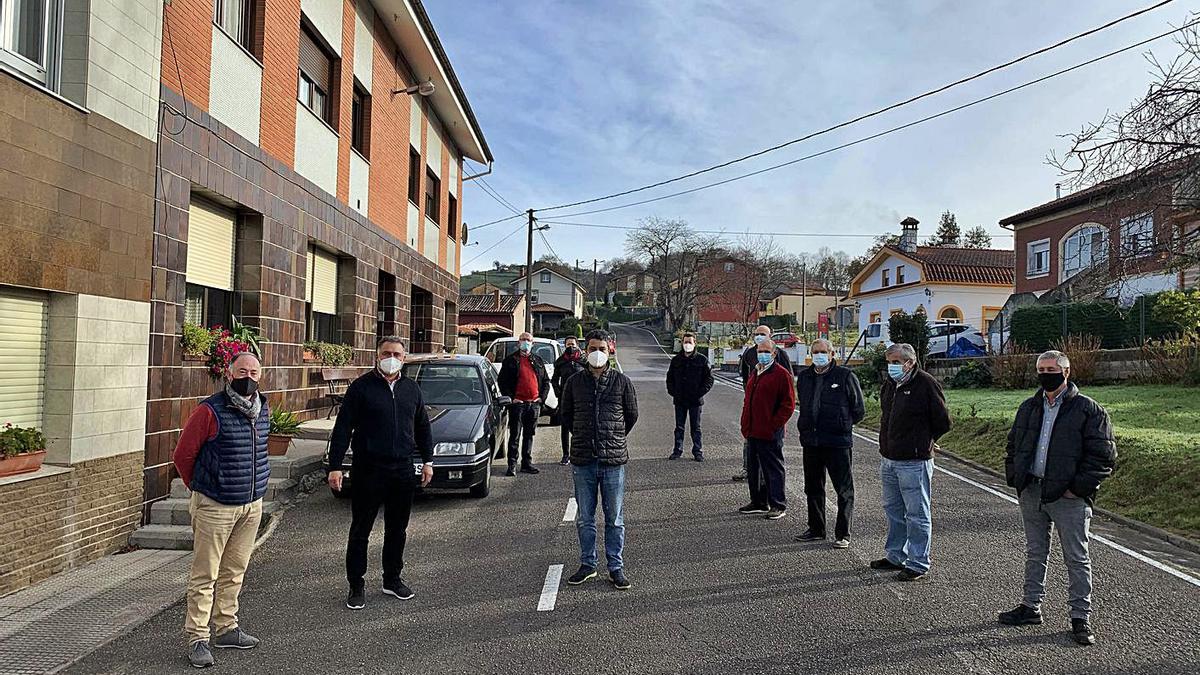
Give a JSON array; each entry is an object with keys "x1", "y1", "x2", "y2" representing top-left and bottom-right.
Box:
[{"x1": 191, "y1": 391, "x2": 270, "y2": 505}]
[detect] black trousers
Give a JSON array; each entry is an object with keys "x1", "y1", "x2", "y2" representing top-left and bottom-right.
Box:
[
  {"x1": 346, "y1": 469, "x2": 416, "y2": 587},
  {"x1": 560, "y1": 424, "x2": 571, "y2": 460},
  {"x1": 747, "y1": 432, "x2": 786, "y2": 509},
  {"x1": 507, "y1": 401, "x2": 539, "y2": 467},
  {"x1": 802, "y1": 445, "x2": 855, "y2": 539},
  {"x1": 672, "y1": 404, "x2": 702, "y2": 456}
]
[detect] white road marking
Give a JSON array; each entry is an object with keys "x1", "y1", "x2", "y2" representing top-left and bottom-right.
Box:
[
  {"x1": 562, "y1": 497, "x2": 577, "y2": 523},
  {"x1": 850, "y1": 431, "x2": 1200, "y2": 588},
  {"x1": 537, "y1": 564, "x2": 564, "y2": 611}
]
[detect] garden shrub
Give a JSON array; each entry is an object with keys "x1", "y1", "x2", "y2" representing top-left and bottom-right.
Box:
[
  {"x1": 989, "y1": 344, "x2": 1035, "y2": 389},
  {"x1": 181, "y1": 322, "x2": 213, "y2": 357},
  {"x1": 948, "y1": 360, "x2": 993, "y2": 389},
  {"x1": 888, "y1": 308, "x2": 930, "y2": 366}
]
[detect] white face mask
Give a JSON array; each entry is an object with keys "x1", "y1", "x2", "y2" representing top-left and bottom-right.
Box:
[
  {"x1": 682, "y1": 342, "x2": 695, "y2": 353},
  {"x1": 587, "y1": 350, "x2": 609, "y2": 368},
  {"x1": 379, "y1": 357, "x2": 403, "y2": 375}
]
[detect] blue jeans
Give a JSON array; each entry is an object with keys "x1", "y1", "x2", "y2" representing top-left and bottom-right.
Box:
[
  {"x1": 572, "y1": 461, "x2": 626, "y2": 572},
  {"x1": 880, "y1": 457, "x2": 934, "y2": 573}
]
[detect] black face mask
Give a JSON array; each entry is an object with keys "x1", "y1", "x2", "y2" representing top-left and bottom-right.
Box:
[
  {"x1": 230, "y1": 376, "x2": 258, "y2": 397},
  {"x1": 1038, "y1": 372, "x2": 1065, "y2": 392}
]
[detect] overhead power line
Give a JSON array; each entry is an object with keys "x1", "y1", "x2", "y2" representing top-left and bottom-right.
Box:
[
  {"x1": 546, "y1": 17, "x2": 1200, "y2": 220},
  {"x1": 469, "y1": 212, "x2": 525, "y2": 231},
  {"x1": 534, "y1": 0, "x2": 1179, "y2": 213},
  {"x1": 541, "y1": 221, "x2": 1012, "y2": 239},
  {"x1": 478, "y1": 178, "x2": 522, "y2": 213},
  {"x1": 463, "y1": 220, "x2": 527, "y2": 267}
]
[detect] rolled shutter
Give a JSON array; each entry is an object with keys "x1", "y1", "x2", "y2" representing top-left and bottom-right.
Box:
[
  {"x1": 299, "y1": 26, "x2": 330, "y2": 91},
  {"x1": 310, "y1": 248, "x2": 339, "y2": 315},
  {"x1": 0, "y1": 289, "x2": 49, "y2": 429},
  {"x1": 186, "y1": 199, "x2": 236, "y2": 291}
]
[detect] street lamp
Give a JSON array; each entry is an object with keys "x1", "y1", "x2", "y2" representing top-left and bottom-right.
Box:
[{"x1": 393, "y1": 79, "x2": 435, "y2": 97}]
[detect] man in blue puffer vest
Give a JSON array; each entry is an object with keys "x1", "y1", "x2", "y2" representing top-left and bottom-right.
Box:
[{"x1": 173, "y1": 352, "x2": 270, "y2": 669}]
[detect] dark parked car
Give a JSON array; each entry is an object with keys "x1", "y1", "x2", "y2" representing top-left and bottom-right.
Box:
[{"x1": 323, "y1": 354, "x2": 510, "y2": 498}]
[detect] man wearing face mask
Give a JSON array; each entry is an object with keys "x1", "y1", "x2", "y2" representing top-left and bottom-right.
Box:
[
  {"x1": 734, "y1": 325, "x2": 793, "y2": 481},
  {"x1": 173, "y1": 352, "x2": 270, "y2": 668},
  {"x1": 739, "y1": 338, "x2": 796, "y2": 520},
  {"x1": 999, "y1": 350, "x2": 1115, "y2": 646},
  {"x1": 665, "y1": 332, "x2": 713, "y2": 461},
  {"x1": 794, "y1": 339, "x2": 864, "y2": 548},
  {"x1": 559, "y1": 330, "x2": 639, "y2": 590},
  {"x1": 328, "y1": 337, "x2": 433, "y2": 611},
  {"x1": 552, "y1": 336, "x2": 587, "y2": 465},
  {"x1": 872, "y1": 343, "x2": 951, "y2": 582},
  {"x1": 498, "y1": 332, "x2": 550, "y2": 476}
]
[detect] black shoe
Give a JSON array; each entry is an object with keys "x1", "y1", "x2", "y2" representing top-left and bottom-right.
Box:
[
  {"x1": 668, "y1": 452, "x2": 682, "y2": 460},
  {"x1": 732, "y1": 471, "x2": 747, "y2": 481},
  {"x1": 764, "y1": 507, "x2": 788, "y2": 520},
  {"x1": 567, "y1": 566, "x2": 598, "y2": 585},
  {"x1": 692, "y1": 454, "x2": 704, "y2": 462},
  {"x1": 609, "y1": 569, "x2": 632, "y2": 590},
  {"x1": 212, "y1": 627, "x2": 259, "y2": 650},
  {"x1": 559, "y1": 456, "x2": 570, "y2": 465},
  {"x1": 896, "y1": 567, "x2": 927, "y2": 581},
  {"x1": 998, "y1": 604, "x2": 1043, "y2": 626},
  {"x1": 738, "y1": 503, "x2": 769, "y2": 514},
  {"x1": 382, "y1": 578, "x2": 415, "y2": 600},
  {"x1": 794, "y1": 529, "x2": 826, "y2": 542},
  {"x1": 869, "y1": 558, "x2": 904, "y2": 571},
  {"x1": 1071, "y1": 618, "x2": 1096, "y2": 646},
  {"x1": 505, "y1": 466, "x2": 517, "y2": 477},
  {"x1": 520, "y1": 464, "x2": 540, "y2": 475},
  {"x1": 346, "y1": 586, "x2": 365, "y2": 610}
]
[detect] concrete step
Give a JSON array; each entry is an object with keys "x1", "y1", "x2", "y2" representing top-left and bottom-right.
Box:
[
  {"x1": 265, "y1": 477, "x2": 298, "y2": 503},
  {"x1": 268, "y1": 452, "x2": 325, "y2": 479},
  {"x1": 129, "y1": 524, "x2": 193, "y2": 550},
  {"x1": 149, "y1": 498, "x2": 191, "y2": 526},
  {"x1": 170, "y1": 478, "x2": 190, "y2": 499}
]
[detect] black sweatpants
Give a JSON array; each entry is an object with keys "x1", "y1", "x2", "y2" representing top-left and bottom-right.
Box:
[
  {"x1": 506, "y1": 401, "x2": 540, "y2": 467},
  {"x1": 802, "y1": 445, "x2": 855, "y2": 539},
  {"x1": 346, "y1": 468, "x2": 416, "y2": 587},
  {"x1": 747, "y1": 432, "x2": 786, "y2": 510}
]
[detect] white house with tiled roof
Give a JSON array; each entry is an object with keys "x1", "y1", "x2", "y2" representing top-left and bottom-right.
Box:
[{"x1": 846, "y1": 217, "x2": 1016, "y2": 335}]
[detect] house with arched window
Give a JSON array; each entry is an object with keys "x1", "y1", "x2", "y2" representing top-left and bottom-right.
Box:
[{"x1": 846, "y1": 218, "x2": 1016, "y2": 336}]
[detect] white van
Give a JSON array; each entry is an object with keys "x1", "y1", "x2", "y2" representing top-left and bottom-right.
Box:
[{"x1": 482, "y1": 336, "x2": 561, "y2": 413}]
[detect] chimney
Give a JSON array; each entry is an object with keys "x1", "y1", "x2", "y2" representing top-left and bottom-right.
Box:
[
  {"x1": 1055, "y1": 183, "x2": 1062, "y2": 199},
  {"x1": 899, "y1": 216, "x2": 919, "y2": 253},
  {"x1": 493, "y1": 289, "x2": 501, "y2": 310}
]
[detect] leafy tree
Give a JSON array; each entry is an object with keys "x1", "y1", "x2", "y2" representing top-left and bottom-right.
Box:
[
  {"x1": 1152, "y1": 289, "x2": 1200, "y2": 335},
  {"x1": 963, "y1": 225, "x2": 993, "y2": 249},
  {"x1": 931, "y1": 210, "x2": 961, "y2": 247},
  {"x1": 888, "y1": 307, "x2": 931, "y2": 366}
]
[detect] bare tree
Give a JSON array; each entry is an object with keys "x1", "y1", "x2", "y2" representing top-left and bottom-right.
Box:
[
  {"x1": 625, "y1": 217, "x2": 722, "y2": 333},
  {"x1": 716, "y1": 235, "x2": 795, "y2": 333}
]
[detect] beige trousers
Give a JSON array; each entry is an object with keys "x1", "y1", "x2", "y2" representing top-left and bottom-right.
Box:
[{"x1": 185, "y1": 492, "x2": 263, "y2": 644}]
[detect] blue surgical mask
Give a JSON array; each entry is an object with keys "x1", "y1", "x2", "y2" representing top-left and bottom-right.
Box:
[
  {"x1": 519, "y1": 340, "x2": 532, "y2": 353},
  {"x1": 812, "y1": 353, "x2": 830, "y2": 368},
  {"x1": 887, "y1": 363, "x2": 906, "y2": 380},
  {"x1": 757, "y1": 352, "x2": 773, "y2": 366},
  {"x1": 753, "y1": 334, "x2": 768, "y2": 345}
]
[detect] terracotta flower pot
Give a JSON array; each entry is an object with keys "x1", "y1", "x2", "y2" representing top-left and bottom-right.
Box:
[
  {"x1": 0, "y1": 450, "x2": 47, "y2": 478},
  {"x1": 267, "y1": 434, "x2": 292, "y2": 456}
]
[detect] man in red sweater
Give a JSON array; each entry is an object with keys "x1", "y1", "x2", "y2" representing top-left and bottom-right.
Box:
[
  {"x1": 497, "y1": 332, "x2": 549, "y2": 477},
  {"x1": 739, "y1": 338, "x2": 796, "y2": 520}
]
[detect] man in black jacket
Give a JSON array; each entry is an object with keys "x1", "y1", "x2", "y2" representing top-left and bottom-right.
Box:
[
  {"x1": 794, "y1": 339, "x2": 864, "y2": 548},
  {"x1": 560, "y1": 330, "x2": 639, "y2": 591},
  {"x1": 665, "y1": 332, "x2": 713, "y2": 461},
  {"x1": 998, "y1": 350, "x2": 1116, "y2": 646},
  {"x1": 497, "y1": 332, "x2": 550, "y2": 476},
  {"x1": 734, "y1": 325, "x2": 793, "y2": 480},
  {"x1": 870, "y1": 343, "x2": 951, "y2": 582},
  {"x1": 328, "y1": 337, "x2": 433, "y2": 610},
  {"x1": 552, "y1": 336, "x2": 587, "y2": 465}
]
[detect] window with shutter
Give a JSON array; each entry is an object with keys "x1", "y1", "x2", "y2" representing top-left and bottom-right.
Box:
[
  {"x1": 306, "y1": 246, "x2": 340, "y2": 341},
  {"x1": 298, "y1": 22, "x2": 333, "y2": 122},
  {"x1": 0, "y1": 288, "x2": 48, "y2": 429},
  {"x1": 185, "y1": 198, "x2": 236, "y2": 328}
]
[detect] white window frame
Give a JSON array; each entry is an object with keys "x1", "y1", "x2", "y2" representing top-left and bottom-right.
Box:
[
  {"x1": 1060, "y1": 224, "x2": 1108, "y2": 282},
  {"x1": 0, "y1": 0, "x2": 62, "y2": 88},
  {"x1": 213, "y1": 0, "x2": 254, "y2": 53},
  {"x1": 540, "y1": 271, "x2": 551, "y2": 284},
  {"x1": 1119, "y1": 212, "x2": 1155, "y2": 258},
  {"x1": 1026, "y1": 238, "x2": 1050, "y2": 278}
]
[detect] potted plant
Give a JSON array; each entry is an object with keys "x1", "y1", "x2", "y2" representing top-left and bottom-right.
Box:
[
  {"x1": 0, "y1": 422, "x2": 47, "y2": 478},
  {"x1": 268, "y1": 408, "x2": 301, "y2": 456}
]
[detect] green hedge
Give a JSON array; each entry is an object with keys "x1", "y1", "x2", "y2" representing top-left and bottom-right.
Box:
[{"x1": 1009, "y1": 294, "x2": 1181, "y2": 351}]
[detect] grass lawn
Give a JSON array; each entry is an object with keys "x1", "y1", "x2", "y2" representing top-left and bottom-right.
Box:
[{"x1": 861, "y1": 384, "x2": 1200, "y2": 538}]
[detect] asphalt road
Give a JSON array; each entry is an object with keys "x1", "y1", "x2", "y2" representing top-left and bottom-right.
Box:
[{"x1": 69, "y1": 324, "x2": 1200, "y2": 674}]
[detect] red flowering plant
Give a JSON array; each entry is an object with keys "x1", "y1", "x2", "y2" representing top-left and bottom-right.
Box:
[{"x1": 206, "y1": 325, "x2": 252, "y2": 377}]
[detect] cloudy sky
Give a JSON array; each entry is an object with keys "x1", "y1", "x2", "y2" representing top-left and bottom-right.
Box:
[{"x1": 424, "y1": 0, "x2": 1193, "y2": 273}]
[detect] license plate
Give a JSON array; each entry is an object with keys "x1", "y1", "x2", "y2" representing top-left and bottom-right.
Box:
[{"x1": 448, "y1": 470, "x2": 463, "y2": 480}]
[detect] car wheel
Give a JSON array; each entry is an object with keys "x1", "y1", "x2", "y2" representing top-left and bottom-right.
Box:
[{"x1": 470, "y1": 464, "x2": 491, "y2": 498}]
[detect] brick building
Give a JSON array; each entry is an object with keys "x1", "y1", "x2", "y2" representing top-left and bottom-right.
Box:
[
  {"x1": 689, "y1": 257, "x2": 763, "y2": 335},
  {"x1": 0, "y1": 0, "x2": 161, "y2": 594},
  {"x1": 141, "y1": 0, "x2": 492, "y2": 510}
]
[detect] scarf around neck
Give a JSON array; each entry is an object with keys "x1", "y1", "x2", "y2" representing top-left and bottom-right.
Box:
[{"x1": 225, "y1": 382, "x2": 262, "y2": 420}]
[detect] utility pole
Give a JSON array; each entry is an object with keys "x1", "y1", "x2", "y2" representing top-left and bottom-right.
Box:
[
  {"x1": 524, "y1": 209, "x2": 534, "y2": 334},
  {"x1": 800, "y1": 262, "x2": 807, "y2": 340},
  {"x1": 593, "y1": 259, "x2": 601, "y2": 316}
]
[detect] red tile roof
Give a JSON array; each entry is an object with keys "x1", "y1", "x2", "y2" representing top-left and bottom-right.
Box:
[
  {"x1": 886, "y1": 245, "x2": 1016, "y2": 286},
  {"x1": 530, "y1": 303, "x2": 572, "y2": 314},
  {"x1": 458, "y1": 323, "x2": 512, "y2": 337},
  {"x1": 458, "y1": 293, "x2": 523, "y2": 313}
]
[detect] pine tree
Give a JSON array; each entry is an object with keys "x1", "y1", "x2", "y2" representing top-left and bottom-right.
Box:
[
  {"x1": 934, "y1": 210, "x2": 961, "y2": 246},
  {"x1": 963, "y1": 225, "x2": 993, "y2": 249}
]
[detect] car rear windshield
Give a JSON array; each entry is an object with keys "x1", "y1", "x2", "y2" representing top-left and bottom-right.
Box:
[
  {"x1": 402, "y1": 363, "x2": 485, "y2": 405},
  {"x1": 487, "y1": 341, "x2": 556, "y2": 364}
]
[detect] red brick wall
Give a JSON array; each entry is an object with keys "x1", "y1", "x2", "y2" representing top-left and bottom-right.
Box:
[
  {"x1": 367, "y1": 10, "x2": 414, "y2": 243},
  {"x1": 335, "y1": 0, "x2": 355, "y2": 205},
  {"x1": 259, "y1": 0, "x2": 301, "y2": 166},
  {"x1": 160, "y1": 0, "x2": 212, "y2": 111}
]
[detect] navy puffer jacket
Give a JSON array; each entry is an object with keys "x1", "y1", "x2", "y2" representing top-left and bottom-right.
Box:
[
  {"x1": 191, "y1": 392, "x2": 271, "y2": 505},
  {"x1": 559, "y1": 368, "x2": 639, "y2": 465}
]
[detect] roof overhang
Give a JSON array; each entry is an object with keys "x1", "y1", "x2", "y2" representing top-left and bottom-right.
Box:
[{"x1": 372, "y1": 0, "x2": 492, "y2": 164}]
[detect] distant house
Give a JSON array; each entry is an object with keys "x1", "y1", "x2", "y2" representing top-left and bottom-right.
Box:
[
  {"x1": 611, "y1": 271, "x2": 658, "y2": 306},
  {"x1": 458, "y1": 292, "x2": 526, "y2": 337},
  {"x1": 510, "y1": 266, "x2": 586, "y2": 327},
  {"x1": 691, "y1": 257, "x2": 763, "y2": 334},
  {"x1": 767, "y1": 283, "x2": 839, "y2": 327},
  {"x1": 846, "y1": 217, "x2": 1015, "y2": 334}
]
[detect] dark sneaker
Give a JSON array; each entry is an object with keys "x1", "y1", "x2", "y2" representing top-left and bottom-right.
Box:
[
  {"x1": 520, "y1": 464, "x2": 540, "y2": 475},
  {"x1": 998, "y1": 604, "x2": 1043, "y2": 626},
  {"x1": 794, "y1": 529, "x2": 826, "y2": 542},
  {"x1": 567, "y1": 566, "x2": 598, "y2": 585},
  {"x1": 764, "y1": 507, "x2": 787, "y2": 520},
  {"x1": 505, "y1": 466, "x2": 517, "y2": 477},
  {"x1": 738, "y1": 503, "x2": 769, "y2": 514},
  {"x1": 732, "y1": 471, "x2": 747, "y2": 481},
  {"x1": 346, "y1": 586, "x2": 365, "y2": 610},
  {"x1": 559, "y1": 456, "x2": 570, "y2": 465},
  {"x1": 896, "y1": 567, "x2": 928, "y2": 581},
  {"x1": 609, "y1": 569, "x2": 632, "y2": 590},
  {"x1": 869, "y1": 558, "x2": 904, "y2": 571},
  {"x1": 668, "y1": 452, "x2": 682, "y2": 460},
  {"x1": 382, "y1": 578, "x2": 415, "y2": 600},
  {"x1": 212, "y1": 627, "x2": 259, "y2": 650},
  {"x1": 692, "y1": 454, "x2": 704, "y2": 462},
  {"x1": 832, "y1": 538, "x2": 851, "y2": 549},
  {"x1": 189, "y1": 641, "x2": 214, "y2": 668},
  {"x1": 1071, "y1": 618, "x2": 1096, "y2": 646}
]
